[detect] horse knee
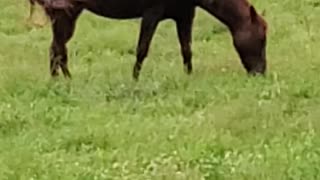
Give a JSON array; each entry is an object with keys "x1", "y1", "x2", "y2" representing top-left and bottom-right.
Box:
[
  {"x1": 51, "y1": 41, "x2": 66, "y2": 55},
  {"x1": 137, "y1": 45, "x2": 149, "y2": 61},
  {"x1": 181, "y1": 46, "x2": 192, "y2": 61}
]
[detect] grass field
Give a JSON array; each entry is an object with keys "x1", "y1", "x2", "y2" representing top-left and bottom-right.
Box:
[{"x1": 1, "y1": 0, "x2": 320, "y2": 179}]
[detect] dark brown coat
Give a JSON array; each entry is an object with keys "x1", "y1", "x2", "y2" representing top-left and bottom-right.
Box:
[{"x1": 30, "y1": 0, "x2": 268, "y2": 79}]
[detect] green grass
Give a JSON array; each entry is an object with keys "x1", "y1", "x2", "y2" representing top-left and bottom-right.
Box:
[{"x1": 1, "y1": 0, "x2": 320, "y2": 179}]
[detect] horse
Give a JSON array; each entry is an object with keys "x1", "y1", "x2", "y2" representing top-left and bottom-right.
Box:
[{"x1": 30, "y1": 0, "x2": 268, "y2": 80}]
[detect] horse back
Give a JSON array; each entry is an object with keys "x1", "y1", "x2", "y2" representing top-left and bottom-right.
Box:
[{"x1": 81, "y1": 0, "x2": 194, "y2": 19}]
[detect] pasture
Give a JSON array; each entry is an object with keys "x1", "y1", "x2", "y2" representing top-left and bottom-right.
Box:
[{"x1": 1, "y1": 0, "x2": 320, "y2": 179}]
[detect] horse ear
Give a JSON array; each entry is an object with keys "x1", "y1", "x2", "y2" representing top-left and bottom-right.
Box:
[{"x1": 249, "y1": 6, "x2": 258, "y2": 23}]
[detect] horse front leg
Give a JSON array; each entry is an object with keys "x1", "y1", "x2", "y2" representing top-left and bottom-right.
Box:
[
  {"x1": 175, "y1": 10, "x2": 195, "y2": 74},
  {"x1": 133, "y1": 8, "x2": 163, "y2": 80}
]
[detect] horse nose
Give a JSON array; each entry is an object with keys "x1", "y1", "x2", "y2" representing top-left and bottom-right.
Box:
[
  {"x1": 248, "y1": 65, "x2": 266, "y2": 76},
  {"x1": 248, "y1": 60, "x2": 266, "y2": 76}
]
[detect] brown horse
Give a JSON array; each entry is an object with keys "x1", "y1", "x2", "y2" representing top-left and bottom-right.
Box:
[{"x1": 30, "y1": 0, "x2": 268, "y2": 80}]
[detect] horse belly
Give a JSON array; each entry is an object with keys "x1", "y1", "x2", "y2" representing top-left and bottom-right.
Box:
[{"x1": 85, "y1": 0, "x2": 145, "y2": 19}]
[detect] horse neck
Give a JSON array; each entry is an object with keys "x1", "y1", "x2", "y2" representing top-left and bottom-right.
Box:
[{"x1": 196, "y1": 0, "x2": 251, "y2": 33}]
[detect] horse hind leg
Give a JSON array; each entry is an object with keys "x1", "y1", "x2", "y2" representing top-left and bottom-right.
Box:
[
  {"x1": 49, "y1": 10, "x2": 82, "y2": 78},
  {"x1": 50, "y1": 18, "x2": 75, "y2": 78}
]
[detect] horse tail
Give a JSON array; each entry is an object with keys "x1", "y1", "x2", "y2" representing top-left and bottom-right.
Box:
[
  {"x1": 27, "y1": 0, "x2": 73, "y2": 27},
  {"x1": 28, "y1": 0, "x2": 35, "y2": 17}
]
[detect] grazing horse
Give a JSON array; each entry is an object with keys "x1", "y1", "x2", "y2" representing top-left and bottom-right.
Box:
[{"x1": 31, "y1": 0, "x2": 268, "y2": 80}]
